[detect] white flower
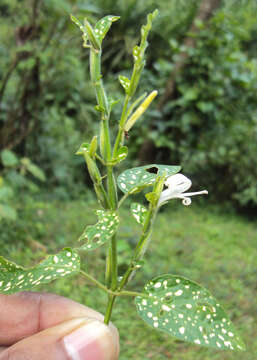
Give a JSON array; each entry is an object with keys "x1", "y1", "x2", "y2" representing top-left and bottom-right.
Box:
[{"x1": 158, "y1": 173, "x2": 208, "y2": 207}]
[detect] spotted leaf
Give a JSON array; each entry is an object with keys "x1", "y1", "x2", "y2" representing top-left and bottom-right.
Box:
[
  {"x1": 135, "y1": 275, "x2": 245, "y2": 351},
  {"x1": 0, "y1": 248, "x2": 80, "y2": 294},
  {"x1": 131, "y1": 203, "x2": 147, "y2": 225},
  {"x1": 79, "y1": 210, "x2": 119, "y2": 251},
  {"x1": 70, "y1": 15, "x2": 89, "y2": 47},
  {"x1": 115, "y1": 146, "x2": 128, "y2": 163},
  {"x1": 133, "y1": 45, "x2": 140, "y2": 62},
  {"x1": 94, "y1": 15, "x2": 120, "y2": 44},
  {"x1": 70, "y1": 15, "x2": 84, "y2": 32},
  {"x1": 119, "y1": 75, "x2": 130, "y2": 93},
  {"x1": 117, "y1": 164, "x2": 181, "y2": 194}
]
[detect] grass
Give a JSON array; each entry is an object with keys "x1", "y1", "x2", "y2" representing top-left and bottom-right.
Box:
[{"x1": 0, "y1": 196, "x2": 256, "y2": 359}]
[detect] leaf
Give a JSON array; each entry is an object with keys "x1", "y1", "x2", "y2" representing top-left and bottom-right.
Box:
[
  {"x1": 0, "y1": 248, "x2": 80, "y2": 294},
  {"x1": 70, "y1": 14, "x2": 84, "y2": 32},
  {"x1": 115, "y1": 146, "x2": 128, "y2": 163},
  {"x1": 117, "y1": 164, "x2": 181, "y2": 194},
  {"x1": 145, "y1": 191, "x2": 158, "y2": 205},
  {"x1": 21, "y1": 158, "x2": 46, "y2": 182},
  {"x1": 70, "y1": 15, "x2": 89, "y2": 47},
  {"x1": 131, "y1": 203, "x2": 147, "y2": 225},
  {"x1": 109, "y1": 97, "x2": 120, "y2": 112},
  {"x1": 78, "y1": 210, "x2": 119, "y2": 251},
  {"x1": 0, "y1": 186, "x2": 14, "y2": 201},
  {"x1": 0, "y1": 204, "x2": 17, "y2": 221},
  {"x1": 94, "y1": 15, "x2": 120, "y2": 44},
  {"x1": 133, "y1": 45, "x2": 141, "y2": 62},
  {"x1": 1, "y1": 149, "x2": 19, "y2": 167},
  {"x1": 89, "y1": 136, "x2": 98, "y2": 158},
  {"x1": 118, "y1": 75, "x2": 130, "y2": 93},
  {"x1": 75, "y1": 142, "x2": 90, "y2": 155},
  {"x1": 135, "y1": 275, "x2": 245, "y2": 351}
]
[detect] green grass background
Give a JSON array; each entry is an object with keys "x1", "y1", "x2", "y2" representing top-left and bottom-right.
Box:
[{"x1": 1, "y1": 198, "x2": 256, "y2": 359}]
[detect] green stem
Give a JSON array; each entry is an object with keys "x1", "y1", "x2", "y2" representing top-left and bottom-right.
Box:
[
  {"x1": 90, "y1": 49, "x2": 109, "y2": 115},
  {"x1": 113, "y1": 94, "x2": 130, "y2": 157},
  {"x1": 95, "y1": 153, "x2": 106, "y2": 165},
  {"x1": 79, "y1": 271, "x2": 147, "y2": 298},
  {"x1": 104, "y1": 294, "x2": 116, "y2": 324},
  {"x1": 118, "y1": 206, "x2": 157, "y2": 291},
  {"x1": 105, "y1": 167, "x2": 118, "y2": 290},
  {"x1": 105, "y1": 233, "x2": 118, "y2": 290},
  {"x1": 80, "y1": 270, "x2": 107, "y2": 292},
  {"x1": 118, "y1": 192, "x2": 130, "y2": 208}
]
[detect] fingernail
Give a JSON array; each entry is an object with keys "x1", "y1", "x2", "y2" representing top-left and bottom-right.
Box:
[{"x1": 63, "y1": 320, "x2": 114, "y2": 360}]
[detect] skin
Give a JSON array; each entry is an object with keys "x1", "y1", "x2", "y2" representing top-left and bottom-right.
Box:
[{"x1": 0, "y1": 292, "x2": 119, "y2": 360}]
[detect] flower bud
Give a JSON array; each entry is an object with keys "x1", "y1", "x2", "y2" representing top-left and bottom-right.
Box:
[
  {"x1": 84, "y1": 19, "x2": 101, "y2": 51},
  {"x1": 124, "y1": 90, "x2": 158, "y2": 132}
]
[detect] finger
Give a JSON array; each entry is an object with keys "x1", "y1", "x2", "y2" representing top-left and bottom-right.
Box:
[
  {"x1": 0, "y1": 317, "x2": 119, "y2": 360},
  {"x1": 0, "y1": 291, "x2": 106, "y2": 346}
]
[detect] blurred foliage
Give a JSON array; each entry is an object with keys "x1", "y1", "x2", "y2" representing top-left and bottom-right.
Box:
[
  {"x1": 0, "y1": 149, "x2": 45, "y2": 221},
  {"x1": 143, "y1": 4, "x2": 257, "y2": 208},
  {"x1": 0, "y1": 0, "x2": 257, "y2": 209}
]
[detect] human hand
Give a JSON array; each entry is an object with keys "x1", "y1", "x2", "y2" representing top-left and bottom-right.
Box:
[{"x1": 0, "y1": 292, "x2": 119, "y2": 360}]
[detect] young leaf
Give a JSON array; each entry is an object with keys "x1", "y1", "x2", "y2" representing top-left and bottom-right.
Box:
[
  {"x1": 89, "y1": 136, "x2": 98, "y2": 158},
  {"x1": 1, "y1": 149, "x2": 19, "y2": 167},
  {"x1": 131, "y1": 203, "x2": 147, "y2": 225},
  {"x1": 75, "y1": 142, "x2": 90, "y2": 155},
  {"x1": 78, "y1": 210, "x2": 119, "y2": 251},
  {"x1": 94, "y1": 15, "x2": 120, "y2": 44},
  {"x1": 0, "y1": 186, "x2": 14, "y2": 201},
  {"x1": 118, "y1": 75, "x2": 130, "y2": 93},
  {"x1": 135, "y1": 274, "x2": 245, "y2": 351},
  {"x1": 0, "y1": 248, "x2": 80, "y2": 294},
  {"x1": 21, "y1": 158, "x2": 46, "y2": 182},
  {"x1": 115, "y1": 146, "x2": 128, "y2": 163},
  {"x1": 84, "y1": 19, "x2": 101, "y2": 50},
  {"x1": 70, "y1": 14, "x2": 84, "y2": 32},
  {"x1": 0, "y1": 204, "x2": 17, "y2": 221},
  {"x1": 117, "y1": 164, "x2": 181, "y2": 194},
  {"x1": 129, "y1": 10, "x2": 158, "y2": 96}
]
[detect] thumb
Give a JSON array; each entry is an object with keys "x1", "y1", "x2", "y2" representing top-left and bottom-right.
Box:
[{"x1": 0, "y1": 317, "x2": 119, "y2": 360}]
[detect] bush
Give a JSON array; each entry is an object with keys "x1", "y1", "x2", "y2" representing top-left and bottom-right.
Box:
[{"x1": 131, "y1": 5, "x2": 257, "y2": 208}]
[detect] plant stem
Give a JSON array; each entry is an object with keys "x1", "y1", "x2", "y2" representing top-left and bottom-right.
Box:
[
  {"x1": 89, "y1": 46, "x2": 120, "y2": 325},
  {"x1": 118, "y1": 206, "x2": 157, "y2": 291},
  {"x1": 118, "y1": 192, "x2": 130, "y2": 208},
  {"x1": 104, "y1": 294, "x2": 116, "y2": 324},
  {"x1": 80, "y1": 270, "x2": 108, "y2": 292},
  {"x1": 79, "y1": 271, "x2": 147, "y2": 298},
  {"x1": 90, "y1": 49, "x2": 109, "y2": 116},
  {"x1": 105, "y1": 233, "x2": 118, "y2": 290},
  {"x1": 113, "y1": 94, "x2": 130, "y2": 157}
]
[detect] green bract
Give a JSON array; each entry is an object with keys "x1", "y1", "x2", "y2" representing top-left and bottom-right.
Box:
[
  {"x1": 78, "y1": 210, "x2": 119, "y2": 250},
  {"x1": 117, "y1": 164, "x2": 181, "y2": 194},
  {"x1": 115, "y1": 146, "x2": 128, "y2": 163},
  {"x1": 119, "y1": 75, "x2": 130, "y2": 93},
  {"x1": 71, "y1": 14, "x2": 119, "y2": 49},
  {"x1": 131, "y1": 203, "x2": 148, "y2": 225},
  {"x1": 0, "y1": 248, "x2": 80, "y2": 294},
  {"x1": 135, "y1": 275, "x2": 245, "y2": 351},
  {"x1": 94, "y1": 16, "x2": 120, "y2": 44}
]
